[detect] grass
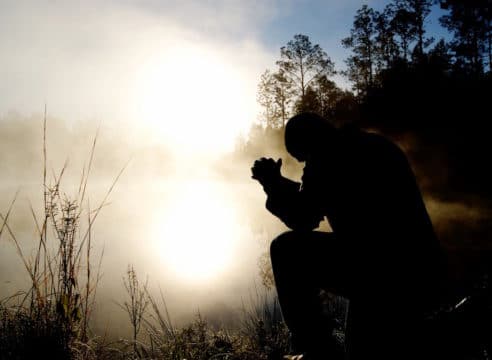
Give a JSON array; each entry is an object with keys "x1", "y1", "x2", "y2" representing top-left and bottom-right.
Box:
[
  {"x1": 0, "y1": 112, "x2": 124, "y2": 359},
  {"x1": 115, "y1": 274, "x2": 292, "y2": 360}
]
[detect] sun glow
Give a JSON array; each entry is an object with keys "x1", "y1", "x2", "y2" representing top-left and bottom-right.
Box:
[
  {"x1": 155, "y1": 179, "x2": 240, "y2": 282},
  {"x1": 136, "y1": 46, "x2": 253, "y2": 154}
]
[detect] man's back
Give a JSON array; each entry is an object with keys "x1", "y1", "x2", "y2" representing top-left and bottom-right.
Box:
[
  {"x1": 304, "y1": 129, "x2": 442, "y2": 289},
  {"x1": 303, "y1": 129, "x2": 445, "y2": 358},
  {"x1": 305, "y1": 129, "x2": 432, "y2": 237}
]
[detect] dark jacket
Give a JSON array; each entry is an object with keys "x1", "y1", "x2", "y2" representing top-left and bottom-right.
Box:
[{"x1": 264, "y1": 128, "x2": 444, "y2": 302}]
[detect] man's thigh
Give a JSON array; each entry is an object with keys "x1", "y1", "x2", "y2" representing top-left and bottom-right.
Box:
[{"x1": 271, "y1": 231, "x2": 352, "y2": 296}]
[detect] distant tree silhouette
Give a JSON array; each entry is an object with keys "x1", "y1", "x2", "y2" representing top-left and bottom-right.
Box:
[
  {"x1": 439, "y1": 0, "x2": 492, "y2": 74},
  {"x1": 374, "y1": 6, "x2": 400, "y2": 70},
  {"x1": 257, "y1": 70, "x2": 293, "y2": 128},
  {"x1": 276, "y1": 34, "x2": 335, "y2": 103},
  {"x1": 343, "y1": 1, "x2": 432, "y2": 94},
  {"x1": 390, "y1": 3, "x2": 419, "y2": 61},
  {"x1": 342, "y1": 5, "x2": 379, "y2": 94},
  {"x1": 256, "y1": 34, "x2": 349, "y2": 127},
  {"x1": 294, "y1": 75, "x2": 348, "y2": 120},
  {"x1": 396, "y1": 0, "x2": 433, "y2": 57},
  {"x1": 257, "y1": 70, "x2": 280, "y2": 128},
  {"x1": 428, "y1": 38, "x2": 453, "y2": 71}
]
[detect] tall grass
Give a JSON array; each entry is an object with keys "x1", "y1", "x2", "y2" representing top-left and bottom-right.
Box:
[
  {"x1": 0, "y1": 111, "x2": 125, "y2": 359},
  {"x1": 116, "y1": 271, "x2": 292, "y2": 360},
  {"x1": 119, "y1": 265, "x2": 149, "y2": 357}
]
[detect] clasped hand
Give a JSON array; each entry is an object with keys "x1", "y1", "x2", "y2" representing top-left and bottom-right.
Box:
[{"x1": 251, "y1": 157, "x2": 282, "y2": 188}]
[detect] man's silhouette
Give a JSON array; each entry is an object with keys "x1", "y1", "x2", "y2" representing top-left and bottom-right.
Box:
[{"x1": 251, "y1": 113, "x2": 446, "y2": 359}]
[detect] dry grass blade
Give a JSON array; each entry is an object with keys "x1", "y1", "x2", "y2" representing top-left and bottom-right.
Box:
[
  {"x1": 77, "y1": 126, "x2": 99, "y2": 218},
  {"x1": 75, "y1": 159, "x2": 129, "y2": 262},
  {"x1": 0, "y1": 189, "x2": 19, "y2": 241}
]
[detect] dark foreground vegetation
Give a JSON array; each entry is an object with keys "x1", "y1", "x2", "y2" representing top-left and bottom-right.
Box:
[{"x1": 2, "y1": 0, "x2": 492, "y2": 358}]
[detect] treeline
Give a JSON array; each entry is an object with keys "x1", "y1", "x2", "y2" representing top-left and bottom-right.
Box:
[
  {"x1": 256, "y1": 34, "x2": 356, "y2": 130},
  {"x1": 248, "y1": 0, "x2": 492, "y2": 206}
]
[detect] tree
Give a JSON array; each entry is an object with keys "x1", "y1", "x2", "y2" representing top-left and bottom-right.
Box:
[
  {"x1": 439, "y1": 0, "x2": 492, "y2": 74},
  {"x1": 374, "y1": 5, "x2": 400, "y2": 70},
  {"x1": 396, "y1": 0, "x2": 433, "y2": 57},
  {"x1": 294, "y1": 75, "x2": 344, "y2": 118},
  {"x1": 272, "y1": 71, "x2": 293, "y2": 128},
  {"x1": 389, "y1": 2, "x2": 418, "y2": 61},
  {"x1": 342, "y1": 5, "x2": 379, "y2": 93},
  {"x1": 428, "y1": 38, "x2": 452, "y2": 71},
  {"x1": 257, "y1": 70, "x2": 293, "y2": 128},
  {"x1": 295, "y1": 85, "x2": 321, "y2": 115},
  {"x1": 257, "y1": 70, "x2": 280, "y2": 128},
  {"x1": 314, "y1": 75, "x2": 345, "y2": 118},
  {"x1": 257, "y1": 34, "x2": 339, "y2": 126},
  {"x1": 276, "y1": 34, "x2": 335, "y2": 102}
]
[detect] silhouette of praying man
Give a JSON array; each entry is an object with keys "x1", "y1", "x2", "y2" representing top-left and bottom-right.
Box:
[{"x1": 251, "y1": 113, "x2": 446, "y2": 359}]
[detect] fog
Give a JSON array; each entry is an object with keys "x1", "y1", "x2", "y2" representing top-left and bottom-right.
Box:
[
  {"x1": 0, "y1": 112, "x2": 294, "y2": 338},
  {"x1": 0, "y1": 0, "x2": 289, "y2": 339}
]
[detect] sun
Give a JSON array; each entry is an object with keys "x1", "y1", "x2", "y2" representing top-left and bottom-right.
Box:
[
  {"x1": 135, "y1": 45, "x2": 253, "y2": 154},
  {"x1": 154, "y1": 180, "x2": 239, "y2": 282}
]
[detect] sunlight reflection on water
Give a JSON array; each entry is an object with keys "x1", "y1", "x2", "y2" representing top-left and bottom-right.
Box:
[{"x1": 151, "y1": 176, "x2": 242, "y2": 284}]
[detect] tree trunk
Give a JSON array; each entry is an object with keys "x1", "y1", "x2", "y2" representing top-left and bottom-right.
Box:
[
  {"x1": 488, "y1": 22, "x2": 492, "y2": 71},
  {"x1": 299, "y1": 54, "x2": 305, "y2": 98}
]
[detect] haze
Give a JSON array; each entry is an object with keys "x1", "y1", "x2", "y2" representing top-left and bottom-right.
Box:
[{"x1": 0, "y1": 0, "x2": 306, "y2": 336}]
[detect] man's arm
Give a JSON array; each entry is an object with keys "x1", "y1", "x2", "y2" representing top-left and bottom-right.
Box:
[{"x1": 252, "y1": 158, "x2": 323, "y2": 231}]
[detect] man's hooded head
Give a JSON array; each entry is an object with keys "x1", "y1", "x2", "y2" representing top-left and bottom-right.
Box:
[{"x1": 285, "y1": 113, "x2": 336, "y2": 161}]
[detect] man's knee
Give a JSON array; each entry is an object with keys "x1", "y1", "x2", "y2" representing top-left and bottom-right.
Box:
[
  {"x1": 270, "y1": 231, "x2": 335, "y2": 255},
  {"x1": 270, "y1": 231, "x2": 300, "y2": 259}
]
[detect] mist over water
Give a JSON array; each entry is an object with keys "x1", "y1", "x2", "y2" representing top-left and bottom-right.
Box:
[
  {"x1": 0, "y1": 1, "x2": 283, "y2": 331},
  {"x1": 0, "y1": 112, "x2": 292, "y2": 338}
]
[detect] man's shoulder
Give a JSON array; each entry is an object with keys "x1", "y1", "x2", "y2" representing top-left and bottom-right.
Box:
[
  {"x1": 356, "y1": 129, "x2": 404, "y2": 154},
  {"x1": 341, "y1": 128, "x2": 408, "y2": 164}
]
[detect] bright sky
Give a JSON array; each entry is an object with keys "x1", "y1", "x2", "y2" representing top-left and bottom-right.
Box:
[{"x1": 0, "y1": 0, "x2": 449, "y2": 142}]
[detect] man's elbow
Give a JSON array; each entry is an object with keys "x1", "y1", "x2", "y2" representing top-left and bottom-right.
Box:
[{"x1": 265, "y1": 197, "x2": 322, "y2": 231}]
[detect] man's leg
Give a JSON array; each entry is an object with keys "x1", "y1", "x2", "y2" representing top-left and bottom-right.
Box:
[{"x1": 270, "y1": 231, "x2": 348, "y2": 358}]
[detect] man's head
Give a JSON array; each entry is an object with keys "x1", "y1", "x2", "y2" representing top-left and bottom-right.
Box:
[{"x1": 285, "y1": 113, "x2": 336, "y2": 161}]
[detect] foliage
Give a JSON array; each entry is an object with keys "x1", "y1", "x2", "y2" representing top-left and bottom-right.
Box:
[
  {"x1": 0, "y1": 302, "x2": 71, "y2": 360},
  {"x1": 335, "y1": 0, "x2": 492, "y2": 205},
  {"x1": 398, "y1": 0, "x2": 433, "y2": 57},
  {"x1": 342, "y1": 5, "x2": 379, "y2": 93},
  {"x1": 256, "y1": 34, "x2": 352, "y2": 128},
  {"x1": 276, "y1": 34, "x2": 335, "y2": 100},
  {"x1": 439, "y1": 0, "x2": 492, "y2": 75},
  {"x1": 257, "y1": 70, "x2": 293, "y2": 129},
  {"x1": 113, "y1": 275, "x2": 294, "y2": 360}
]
